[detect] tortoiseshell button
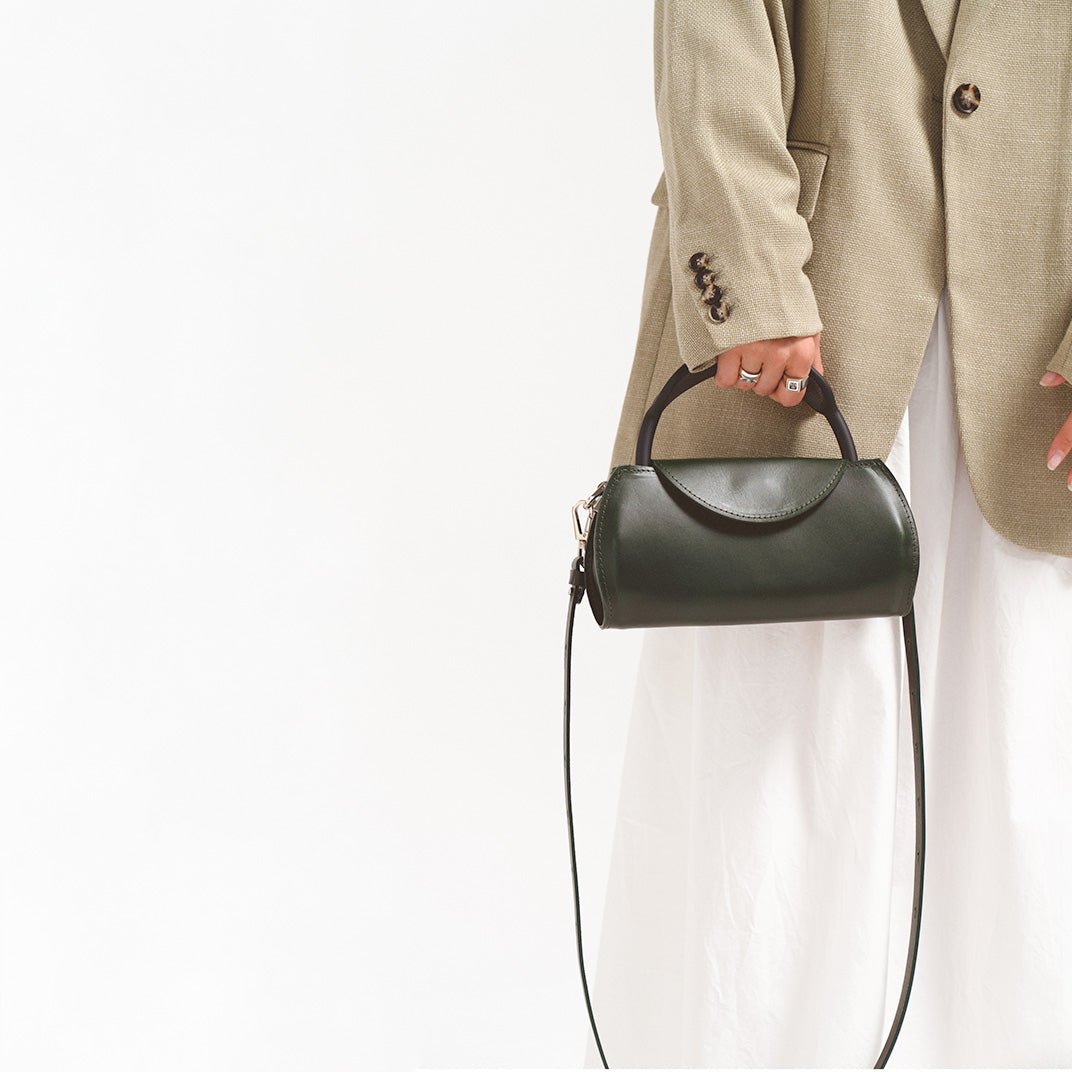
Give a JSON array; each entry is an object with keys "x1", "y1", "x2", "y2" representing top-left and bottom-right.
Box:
[
  {"x1": 952, "y1": 83, "x2": 981, "y2": 115},
  {"x1": 688, "y1": 252, "x2": 710, "y2": 271},
  {"x1": 699, "y1": 284, "x2": 723, "y2": 305},
  {"x1": 694, "y1": 269, "x2": 718, "y2": 288},
  {"x1": 707, "y1": 301, "x2": 729, "y2": 323}
]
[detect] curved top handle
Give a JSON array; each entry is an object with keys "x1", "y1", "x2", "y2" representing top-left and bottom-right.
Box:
[{"x1": 634, "y1": 361, "x2": 858, "y2": 466}]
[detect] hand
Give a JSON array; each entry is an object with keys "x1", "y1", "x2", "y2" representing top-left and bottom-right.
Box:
[
  {"x1": 712, "y1": 333, "x2": 823, "y2": 407},
  {"x1": 1041, "y1": 371, "x2": 1072, "y2": 486}
]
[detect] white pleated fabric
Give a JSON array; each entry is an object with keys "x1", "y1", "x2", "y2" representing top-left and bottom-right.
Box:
[{"x1": 588, "y1": 290, "x2": 1072, "y2": 1068}]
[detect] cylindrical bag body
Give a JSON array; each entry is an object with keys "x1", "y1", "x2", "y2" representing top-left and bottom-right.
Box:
[{"x1": 585, "y1": 456, "x2": 919, "y2": 629}]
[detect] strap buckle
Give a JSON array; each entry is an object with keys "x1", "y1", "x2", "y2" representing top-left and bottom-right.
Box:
[{"x1": 572, "y1": 481, "x2": 607, "y2": 558}]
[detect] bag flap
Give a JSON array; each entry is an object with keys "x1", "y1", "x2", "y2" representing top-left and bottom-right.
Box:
[{"x1": 652, "y1": 458, "x2": 847, "y2": 522}]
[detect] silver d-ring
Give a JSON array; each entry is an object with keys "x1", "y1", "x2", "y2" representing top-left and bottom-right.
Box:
[
  {"x1": 784, "y1": 374, "x2": 808, "y2": 392},
  {"x1": 738, "y1": 368, "x2": 761, "y2": 385}
]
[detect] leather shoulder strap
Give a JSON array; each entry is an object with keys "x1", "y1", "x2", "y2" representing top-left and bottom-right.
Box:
[
  {"x1": 564, "y1": 556, "x2": 608, "y2": 1067},
  {"x1": 563, "y1": 557, "x2": 926, "y2": 1069}
]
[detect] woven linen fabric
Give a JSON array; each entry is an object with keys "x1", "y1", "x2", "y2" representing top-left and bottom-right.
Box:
[
  {"x1": 611, "y1": 0, "x2": 1072, "y2": 556},
  {"x1": 587, "y1": 291, "x2": 1072, "y2": 1068}
]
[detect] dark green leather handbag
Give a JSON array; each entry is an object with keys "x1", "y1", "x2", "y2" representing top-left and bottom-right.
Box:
[{"x1": 564, "y1": 361, "x2": 924, "y2": 1069}]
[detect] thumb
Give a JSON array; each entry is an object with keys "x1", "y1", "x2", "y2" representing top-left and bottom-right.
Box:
[{"x1": 1041, "y1": 371, "x2": 1066, "y2": 387}]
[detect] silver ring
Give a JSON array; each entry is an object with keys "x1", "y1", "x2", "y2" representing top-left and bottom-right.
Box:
[
  {"x1": 737, "y1": 368, "x2": 761, "y2": 385},
  {"x1": 784, "y1": 375, "x2": 808, "y2": 392}
]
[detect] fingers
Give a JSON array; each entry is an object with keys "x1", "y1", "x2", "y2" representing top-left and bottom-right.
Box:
[
  {"x1": 771, "y1": 370, "x2": 810, "y2": 403},
  {"x1": 711, "y1": 333, "x2": 821, "y2": 407},
  {"x1": 713, "y1": 334, "x2": 820, "y2": 401},
  {"x1": 752, "y1": 357, "x2": 785, "y2": 397},
  {"x1": 1041, "y1": 372, "x2": 1072, "y2": 487},
  {"x1": 737, "y1": 361, "x2": 765, "y2": 391},
  {"x1": 747, "y1": 340, "x2": 790, "y2": 397},
  {"x1": 1047, "y1": 407, "x2": 1072, "y2": 487},
  {"x1": 713, "y1": 349, "x2": 742, "y2": 389},
  {"x1": 770, "y1": 348, "x2": 817, "y2": 407}
]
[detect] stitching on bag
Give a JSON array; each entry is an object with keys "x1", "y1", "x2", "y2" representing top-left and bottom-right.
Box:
[
  {"x1": 656, "y1": 463, "x2": 845, "y2": 520},
  {"x1": 594, "y1": 466, "x2": 647, "y2": 622}
]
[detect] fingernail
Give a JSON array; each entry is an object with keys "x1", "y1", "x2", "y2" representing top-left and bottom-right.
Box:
[
  {"x1": 1041, "y1": 371, "x2": 1063, "y2": 386},
  {"x1": 1049, "y1": 448, "x2": 1066, "y2": 471}
]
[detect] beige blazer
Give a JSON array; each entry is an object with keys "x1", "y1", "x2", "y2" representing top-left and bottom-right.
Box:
[{"x1": 610, "y1": 0, "x2": 1072, "y2": 557}]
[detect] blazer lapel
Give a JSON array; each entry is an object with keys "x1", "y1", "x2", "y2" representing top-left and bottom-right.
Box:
[
  {"x1": 918, "y1": 0, "x2": 961, "y2": 59},
  {"x1": 947, "y1": 0, "x2": 999, "y2": 61}
]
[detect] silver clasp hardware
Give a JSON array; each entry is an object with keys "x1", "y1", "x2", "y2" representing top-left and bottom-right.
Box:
[{"x1": 572, "y1": 481, "x2": 607, "y2": 557}]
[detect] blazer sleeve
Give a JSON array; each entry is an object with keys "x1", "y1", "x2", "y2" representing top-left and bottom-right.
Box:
[{"x1": 656, "y1": 0, "x2": 822, "y2": 369}]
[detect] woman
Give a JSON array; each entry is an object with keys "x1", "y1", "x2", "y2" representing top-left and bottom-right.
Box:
[{"x1": 590, "y1": 2, "x2": 1072, "y2": 1066}]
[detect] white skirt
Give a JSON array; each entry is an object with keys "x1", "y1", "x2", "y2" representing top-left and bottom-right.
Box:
[{"x1": 589, "y1": 291, "x2": 1072, "y2": 1068}]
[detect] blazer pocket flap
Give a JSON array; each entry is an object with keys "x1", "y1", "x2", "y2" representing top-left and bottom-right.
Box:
[{"x1": 787, "y1": 143, "x2": 829, "y2": 222}]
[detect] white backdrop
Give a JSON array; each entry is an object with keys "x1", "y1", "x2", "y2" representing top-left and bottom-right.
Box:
[{"x1": 0, "y1": 3, "x2": 661, "y2": 1068}]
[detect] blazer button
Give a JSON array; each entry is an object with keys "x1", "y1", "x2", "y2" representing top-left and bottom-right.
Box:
[
  {"x1": 952, "y1": 83, "x2": 981, "y2": 115},
  {"x1": 688, "y1": 252, "x2": 710, "y2": 271},
  {"x1": 707, "y1": 300, "x2": 729, "y2": 323},
  {"x1": 694, "y1": 269, "x2": 718, "y2": 288},
  {"x1": 699, "y1": 284, "x2": 723, "y2": 305}
]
